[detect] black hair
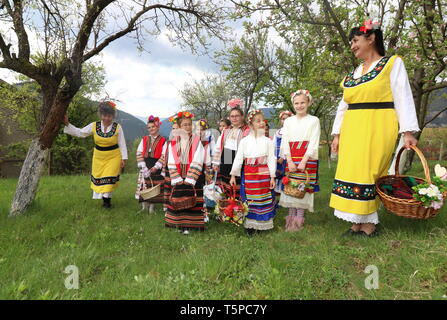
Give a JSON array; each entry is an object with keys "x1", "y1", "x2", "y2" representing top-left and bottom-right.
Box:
[
  {"x1": 220, "y1": 118, "x2": 231, "y2": 126},
  {"x1": 349, "y1": 27, "x2": 386, "y2": 57},
  {"x1": 98, "y1": 102, "x2": 116, "y2": 118}
]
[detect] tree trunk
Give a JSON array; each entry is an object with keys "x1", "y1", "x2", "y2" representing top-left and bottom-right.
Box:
[
  {"x1": 9, "y1": 137, "x2": 49, "y2": 216},
  {"x1": 8, "y1": 82, "x2": 76, "y2": 216}
]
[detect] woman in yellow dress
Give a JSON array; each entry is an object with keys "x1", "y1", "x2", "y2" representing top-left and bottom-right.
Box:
[
  {"x1": 330, "y1": 20, "x2": 419, "y2": 237},
  {"x1": 63, "y1": 101, "x2": 128, "y2": 209}
]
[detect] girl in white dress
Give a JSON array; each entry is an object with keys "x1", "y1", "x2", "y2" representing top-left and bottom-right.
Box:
[{"x1": 280, "y1": 91, "x2": 321, "y2": 231}]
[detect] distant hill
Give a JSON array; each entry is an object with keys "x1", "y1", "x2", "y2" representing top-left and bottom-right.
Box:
[
  {"x1": 425, "y1": 87, "x2": 447, "y2": 127},
  {"x1": 115, "y1": 111, "x2": 147, "y2": 146}
]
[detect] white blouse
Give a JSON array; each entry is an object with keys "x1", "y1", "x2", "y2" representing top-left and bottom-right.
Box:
[
  {"x1": 280, "y1": 115, "x2": 321, "y2": 160},
  {"x1": 230, "y1": 133, "x2": 277, "y2": 177},
  {"x1": 331, "y1": 56, "x2": 420, "y2": 135},
  {"x1": 64, "y1": 122, "x2": 128, "y2": 160},
  {"x1": 136, "y1": 135, "x2": 164, "y2": 169}
]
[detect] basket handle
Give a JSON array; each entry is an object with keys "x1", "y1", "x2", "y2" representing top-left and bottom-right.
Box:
[
  {"x1": 169, "y1": 183, "x2": 197, "y2": 202},
  {"x1": 139, "y1": 172, "x2": 146, "y2": 191},
  {"x1": 395, "y1": 145, "x2": 431, "y2": 184},
  {"x1": 286, "y1": 170, "x2": 310, "y2": 184}
]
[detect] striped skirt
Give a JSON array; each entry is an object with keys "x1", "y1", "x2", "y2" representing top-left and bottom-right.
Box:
[
  {"x1": 279, "y1": 141, "x2": 319, "y2": 211},
  {"x1": 241, "y1": 164, "x2": 276, "y2": 230},
  {"x1": 164, "y1": 169, "x2": 205, "y2": 230}
]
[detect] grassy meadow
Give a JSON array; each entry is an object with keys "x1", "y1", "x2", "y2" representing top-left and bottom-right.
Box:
[{"x1": 0, "y1": 152, "x2": 446, "y2": 300}]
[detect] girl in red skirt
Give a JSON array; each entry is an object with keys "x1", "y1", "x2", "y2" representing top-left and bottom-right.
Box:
[
  {"x1": 280, "y1": 90, "x2": 320, "y2": 231},
  {"x1": 230, "y1": 110, "x2": 277, "y2": 236}
]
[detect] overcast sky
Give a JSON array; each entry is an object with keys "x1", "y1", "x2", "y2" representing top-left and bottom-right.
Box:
[
  {"x1": 92, "y1": 30, "x2": 227, "y2": 119},
  {"x1": 0, "y1": 15, "x2": 248, "y2": 121},
  {"x1": 0, "y1": 3, "x2": 281, "y2": 121}
]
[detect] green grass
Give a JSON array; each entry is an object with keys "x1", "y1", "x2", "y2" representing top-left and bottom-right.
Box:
[{"x1": 0, "y1": 157, "x2": 446, "y2": 300}]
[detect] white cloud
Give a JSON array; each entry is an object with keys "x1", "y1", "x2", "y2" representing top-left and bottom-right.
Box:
[{"x1": 98, "y1": 49, "x2": 208, "y2": 118}]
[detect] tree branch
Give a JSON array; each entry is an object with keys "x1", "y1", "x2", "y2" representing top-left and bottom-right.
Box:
[
  {"x1": 388, "y1": 0, "x2": 407, "y2": 50},
  {"x1": 423, "y1": 106, "x2": 447, "y2": 127},
  {"x1": 10, "y1": 0, "x2": 31, "y2": 61},
  {"x1": 423, "y1": 81, "x2": 447, "y2": 93}
]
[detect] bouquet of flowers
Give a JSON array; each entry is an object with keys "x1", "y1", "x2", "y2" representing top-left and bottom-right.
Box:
[
  {"x1": 412, "y1": 164, "x2": 447, "y2": 209},
  {"x1": 215, "y1": 187, "x2": 248, "y2": 226},
  {"x1": 282, "y1": 173, "x2": 313, "y2": 199}
]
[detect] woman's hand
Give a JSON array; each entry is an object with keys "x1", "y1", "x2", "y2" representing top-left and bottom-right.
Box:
[
  {"x1": 63, "y1": 113, "x2": 69, "y2": 126},
  {"x1": 121, "y1": 160, "x2": 126, "y2": 168},
  {"x1": 403, "y1": 132, "x2": 418, "y2": 149},
  {"x1": 288, "y1": 161, "x2": 297, "y2": 173},
  {"x1": 331, "y1": 135, "x2": 339, "y2": 154},
  {"x1": 277, "y1": 158, "x2": 284, "y2": 165},
  {"x1": 229, "y1": 176, "x2": 236, "y2": 186},
  {"x1": 297, "y1": 161, "x2": 307, "y2": 172},
  {"x1": 213, "y1": 164, "x2": 220, "y2": 172},
  {"x1": 270, "y1": 177, "x2": 276, "y2": 190}
]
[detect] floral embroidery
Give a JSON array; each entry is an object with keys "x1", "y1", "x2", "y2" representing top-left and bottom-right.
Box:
[
  {"x1": 332, "y1": 179, "x2": 376, "y2": 201},
  {"x1": 91, "y1": 175, "x2": 120, "y2": 186},
  {"x1": 96, "y1": 121, "x2": 118, "y2": 138},
  {"x1": 343, "y1": 56, "x2": 391, "y2": 87}
]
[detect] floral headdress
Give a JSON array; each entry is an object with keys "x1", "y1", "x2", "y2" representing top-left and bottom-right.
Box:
[
  {"x1": 106, "y1": 101, "x2": 116, "y2": 109},
  {"x1": 199, "y1": 119, "x2": 209, "y2": 129},
  {"x1": 290, "y1": 89, "x2": 313, "y2": 106},
  {"x1": 169, "y1": 111, "x2": 195, "y2": 124},
  {"x1": 279, "y1": 110, "x2": 293, "y2": 119},
  {"x1": 227, "y1": 98, "x2": 244, "y2": 111},
  {"x1": 247, "y1": 109, "x2": 263, "y2": 124},
  {"x1": 359, "y1": 19, "x2": 380, "y2": 34},
  {"x1": 147, "y1": 115, "x2": 161, "y2": 127}
]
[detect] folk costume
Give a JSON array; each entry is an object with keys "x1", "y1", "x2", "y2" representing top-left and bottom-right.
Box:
[
  {"x1": 273, "y1": 128, "x2": 285, "y2": 194},
  {"x1": 279, "y1": 114, "x2": 321, "y2": 211},
  {"x1": 135, "y1": 132, "x2": 167, "y2": 204},
  {"x1": 212, "y1": 125, "x2": 250, "y2": 198},
  {"x1": 64, "y1": 121, "x2": 128, "y2": 201},
  {"x1": 230, "y1": 132, "x2": 277, "y2": 231},
  {"x1": 164, "y1": 115, "x2": 207, "y2": 231},
  {"x1": 330, "y1": 55, "x2": 420, "y2": 224}
]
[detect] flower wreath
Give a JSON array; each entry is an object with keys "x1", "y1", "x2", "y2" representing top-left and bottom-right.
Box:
[
  {"x1": 169, "y1": 111, "x2": 195, "y2": 124},
  {"x1": 199, "y1": 119, "x2": 209, "y2": 129},
  {"x1": 359, "y1": 19, "x2": 381, "y2": 34},
  {"x1": 227, "y1": 98, "x2": 244, "y2": 110},
  {"x1": 290, "y1": 89, "x2": 313, "y2": 106},
  {"x1": 106, "y1": 101, "x2": 116, "y2": 109},
  {"x1": 247, "y1": 109, "x2": 263, "y2": 124},
  {"x1": 147, "y1": 115, "x2": 162, "y2": 127}
]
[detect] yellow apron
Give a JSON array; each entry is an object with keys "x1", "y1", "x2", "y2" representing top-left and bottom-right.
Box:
[
  {"x1": 90, "y1": 121, "x2": 122, "y2": 193},
  {"x1": 329, "y1": 55, "x2": 399, "y2": 215}
]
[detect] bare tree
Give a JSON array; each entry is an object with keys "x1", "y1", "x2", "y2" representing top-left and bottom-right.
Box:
[
  {"x1": 0, "y1": 0, "x2": 230, "y2": 216},
  {"x1": 180, "y1": 74, "x2": 240, "y2": 127}
]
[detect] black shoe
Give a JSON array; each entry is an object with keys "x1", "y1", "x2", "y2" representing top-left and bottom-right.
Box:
[
  {"x1": 102, "y1": 197, "x2": 112, "y2": 209},
  {"x1": 341, "y1": 229, "x2": 361, "y2": 237},
  {"x1": 245, "y1": 228, "x2": 256, "y2": 237},
  {"x1": 358, "y1": 229, "x2": 380, "y2": 238}
]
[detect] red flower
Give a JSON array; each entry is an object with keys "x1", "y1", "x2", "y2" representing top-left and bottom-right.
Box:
[
  {"x1": 177, "y1": 112, "x2": 183, "y2": 118},
  {"x1": 282, "y1": 176, "x2": 290, "y2": 185}
]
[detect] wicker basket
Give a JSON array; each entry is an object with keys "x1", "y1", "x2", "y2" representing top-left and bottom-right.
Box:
[
  {"x1": 170, "y1": 184, "x2": 197, "y2": 211},
  {"x1": 376, "y1": 145, "x2": 444, "y2": 219},
  {"x1": 217, "y1": 187, "x2": 246, "y2": 225},
  {"x1": 283, "y1": 170, "x2": 310, "y2": 199},
  {"x1": 138, "y1": 174, "x2": 161, "y2": 201}
]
